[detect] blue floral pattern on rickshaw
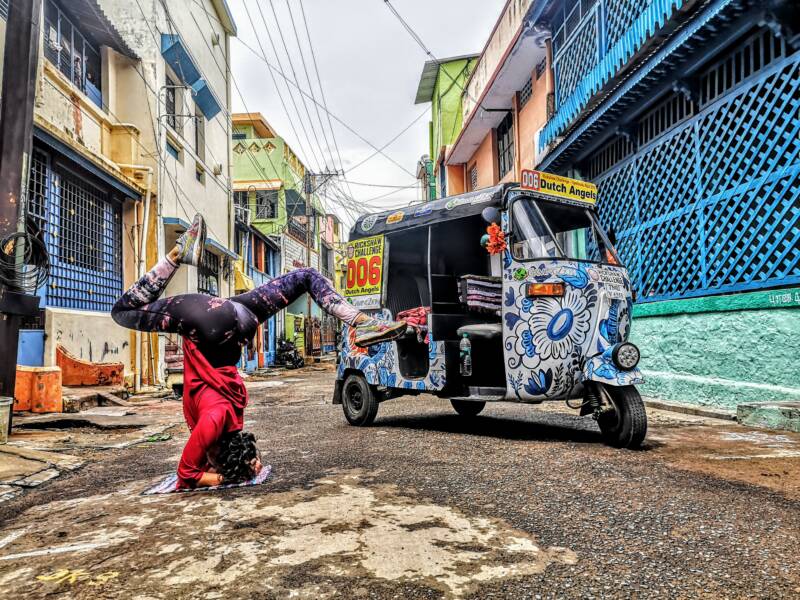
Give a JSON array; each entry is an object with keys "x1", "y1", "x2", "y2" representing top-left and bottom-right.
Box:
[
  {"x1": 504, "y1": 259, "x2": 635, "y2": 400},
  {"x1": 336, "y1": 308, "x2": 446, "y2": 392}
]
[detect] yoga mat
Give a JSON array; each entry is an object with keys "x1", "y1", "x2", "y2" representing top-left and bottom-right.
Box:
[{"x1": 143, "y1": 465, "x2": 272, "y2": 495}]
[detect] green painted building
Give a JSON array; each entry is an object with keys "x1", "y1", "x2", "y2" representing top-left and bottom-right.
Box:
[
  {"x1": 231, "y1": 113, "x2": 326, "y2": 359},
  {"x1": 414, "y1": 54, "x2": 477, "y2": 200}
]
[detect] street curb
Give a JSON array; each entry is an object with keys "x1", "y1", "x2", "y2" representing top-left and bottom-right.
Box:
[{"x1": 643, "y1": 398, "x2": 737, "y2": 421}]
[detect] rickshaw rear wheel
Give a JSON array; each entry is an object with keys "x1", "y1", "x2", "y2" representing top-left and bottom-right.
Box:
[
  {"x1": 342, "y1": 373, "x2": 379, "y2": 426},
  {"x1": 450, "y1": 399, "x2": 485, "y2": 417},
  {"x1": 596, "y1": 384, "x2": 647, "y2": 449}
]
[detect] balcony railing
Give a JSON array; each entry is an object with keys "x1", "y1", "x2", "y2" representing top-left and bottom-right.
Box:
[
  {"x1": 234, "y1": 204, "x2": 251, "y2": 225},
  {"x1": 287, "y1": 218, "x2": 308, "y2": 242},
  {"x1": 541, "y1": 0, "x2": 689, "y2": 151}
]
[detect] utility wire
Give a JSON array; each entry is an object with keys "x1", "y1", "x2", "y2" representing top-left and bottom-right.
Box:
[
  {"x1": 298, "y1": 0, "x2": 357, "y2": 203},
  {"x1": 286, "y1": 0, "x2": 335, "y2": 170},
  {"x1": 265, "y1": 0, "x2": 329, "y2": 171},
  {"x1": 345, "y1": 106, "x2": 430, "y2": 175},
  {"x1": 234, "y1": 36, "x2": 419, "y2": 179}
]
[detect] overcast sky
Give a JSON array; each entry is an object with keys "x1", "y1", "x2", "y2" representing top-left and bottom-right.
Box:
[{"x1": 229, "y1": 0, "x2": 505, "y2": 227}]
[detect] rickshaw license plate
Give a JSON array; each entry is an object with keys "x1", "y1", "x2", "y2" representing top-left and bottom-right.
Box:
[{"x1": 605, "y1": 288, "x2": 626, "y2": 300}]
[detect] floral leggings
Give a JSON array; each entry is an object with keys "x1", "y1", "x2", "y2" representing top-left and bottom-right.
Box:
[{"x1": 111, "y1": 256, "x2": 362, "y2": 367}]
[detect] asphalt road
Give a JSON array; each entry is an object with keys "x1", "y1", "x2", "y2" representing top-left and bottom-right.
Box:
[{"x1": 0, "y1": 365, "x2": 799, "y2": 599}]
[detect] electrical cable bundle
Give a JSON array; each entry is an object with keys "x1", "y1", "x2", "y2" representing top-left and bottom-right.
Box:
[{"x1": 0, "y1": 219, "x2": 50, "y2": 293}]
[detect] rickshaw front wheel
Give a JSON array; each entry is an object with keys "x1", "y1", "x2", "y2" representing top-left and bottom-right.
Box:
[
  {"x1": 342, "y1": 373, "x2": 379, "y2": 426},
  {"x1": 450, "y1": 399, "x2": 485, "y2": 417},
  {"x1": 596, "y1": 384, "x2": 647, "y2": 449}
]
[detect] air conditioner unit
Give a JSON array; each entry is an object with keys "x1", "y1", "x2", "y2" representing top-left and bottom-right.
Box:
[{"x1": 213, "y1": 163, "x2": 223, "y2": 176}]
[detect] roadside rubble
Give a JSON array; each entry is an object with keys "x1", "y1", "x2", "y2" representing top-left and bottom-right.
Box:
[{"x1": 2, "y1": 388, "x2": 182, "y2": 504}]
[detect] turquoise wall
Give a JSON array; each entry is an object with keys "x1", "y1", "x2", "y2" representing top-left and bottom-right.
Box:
[{"x1": 631, "y1": 288, "x2": 800, "y2": 410}]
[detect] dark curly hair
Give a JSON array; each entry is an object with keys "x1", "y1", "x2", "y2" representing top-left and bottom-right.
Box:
[{"x1": 216, "y1": 430, "x2": 259, "y2": 484}]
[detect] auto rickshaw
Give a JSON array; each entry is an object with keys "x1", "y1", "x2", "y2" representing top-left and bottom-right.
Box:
[{"x1": 333, "y1": 170, "x2": 646, "y2": 448}]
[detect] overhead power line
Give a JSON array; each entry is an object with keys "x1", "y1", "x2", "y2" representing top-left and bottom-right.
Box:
[{"x1": 234, "y1": 36, "x2": 418, "y2": 179}]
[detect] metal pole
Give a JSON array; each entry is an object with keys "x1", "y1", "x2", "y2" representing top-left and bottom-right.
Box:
[{"x1": 0, "y1": 0, "x2": 43, "y2": 435}]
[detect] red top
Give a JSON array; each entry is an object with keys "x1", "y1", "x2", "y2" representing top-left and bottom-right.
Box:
[{"x1": 176, "y1": 339, "x2": 248, "y2": 489}]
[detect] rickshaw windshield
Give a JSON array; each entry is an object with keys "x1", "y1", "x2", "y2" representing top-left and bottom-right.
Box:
[{"x1": 511, "y1": 199, "x2": 620, "y2": 265}]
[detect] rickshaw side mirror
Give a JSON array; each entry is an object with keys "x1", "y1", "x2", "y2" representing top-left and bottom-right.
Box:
[{"x1": 481, "y1": 206, "x2": 501, "y2": 224}]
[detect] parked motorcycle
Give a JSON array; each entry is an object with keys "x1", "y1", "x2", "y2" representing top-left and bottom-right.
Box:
[{"x1": 275, "y1": 337, "x2": 304, "y2": 369}]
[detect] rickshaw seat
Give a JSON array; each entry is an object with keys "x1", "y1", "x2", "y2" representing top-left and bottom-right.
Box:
[{"x1": 457, "y1": 323, "x2": 502, "y2": 341}]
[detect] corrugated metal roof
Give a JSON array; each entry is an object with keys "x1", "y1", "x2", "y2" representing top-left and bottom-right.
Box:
[
  {"x1": 68, "y1": 0, "x2": 139, "y2": 60},
  {"x1": 414, "y1": 54, "x2": 479, "y2": 104}
]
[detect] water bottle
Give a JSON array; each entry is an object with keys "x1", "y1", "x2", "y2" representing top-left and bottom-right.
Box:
[{"x1": 459, "y1": 333, "x2": 472, "y2": 377}]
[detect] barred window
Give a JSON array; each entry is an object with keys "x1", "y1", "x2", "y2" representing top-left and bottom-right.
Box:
[
  {"x1": 0, "y1": 0, "x2": 8, "y2": 20},
  {"x1": 469, "y1": 165, "x2": 478, "y2": 191},
  {"x1": 197, "y1": 250, "x2": 219, "y2": 296},
  {"x1": 699, "y1": 28, "x2": 787, "y2": 106},
  {"x1": 233, "y1": 190, "x2": 248, "y2": 208},
  {"x1": 27, "y1": 149, "x2": 122, "y2": 311},
  {"x1": 44, "y1": 0, "x2": 102, "y2": 107},
  {"x1": 536, "y1": 57, "x2": 547, "y2": 80},
  {"x1": 59, "y1": 171, "x2": 107, "y2": 271},
  {"x1": 519, "y1": 77, "x2": 533, "y2": 107},
  {"x1": 497, "y1": 112, "x2": 515, "y2": 179},
  {"x1": 254, "y1": 190, "x2": 278, "y2": 219},
  {"x1": 165, "y1": 74, "x2": 178, "y2": 132},
  {"x1": 638, "y1": 93, "x2": 695, "y2": 147}
]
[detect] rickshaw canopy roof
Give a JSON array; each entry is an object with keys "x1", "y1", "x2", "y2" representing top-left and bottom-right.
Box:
[{"x1": 349, "y1": 183, "x2": 513, "y2": 240}]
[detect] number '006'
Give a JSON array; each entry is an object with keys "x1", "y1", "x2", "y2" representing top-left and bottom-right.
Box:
[{"x1": 347, "y1": 257, "x2": 381, "y2": 288}]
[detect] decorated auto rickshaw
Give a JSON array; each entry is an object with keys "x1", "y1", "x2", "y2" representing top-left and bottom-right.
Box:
[{"x1": 333, "y1": 170, "x2": 646, "y2": 448}]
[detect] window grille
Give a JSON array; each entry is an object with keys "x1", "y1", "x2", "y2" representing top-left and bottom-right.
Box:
[
  {"x1": 255, "y1": 190, "x2": 278, "y2": 219},
  {"x1": 165, "y1": 74, "x2": 178, "y2": 131},
  {"x1": 699, "y1": 28, "x2": 787, "y2": 106},
  {"x1": 519, "y1": 77, "x2": 533, "y2": 108},
  {"x1": 197, "y1": 250, "x2": 219, "y2": 296},
  {"x1": 585, "y1": 135, "x2": 635, "y2": 180},
  {"x1": 469, "y1": 165, "x2": 478, "y2": 191},
  {"x1": 194, "y1": 111, "x2": 205, "y2": 161},
  {"x1": 288, "y1": 217, "x2": 308, "y2": 243},
  {"x1": 637, "y1": 92, "x2": 695, "y2": 147},
  {"x1": 321, "y1": 244, "x2": 333, "y2": 279},
  {"x1": 591, "y1": 44, "x2": 800, "y2": 302},
  {"x1": 233, "y1": 191, "x2": 248, "y2": 209},
  {"x1": 27, "y1": 149, "x2": 123, "y2": 311},
  {"x1": 0, "y1": 0, "x2": 8, "y2": 20},
  {"x1": 43, "y1": 0, "x2": 102, "y2": 107},
  {"x1": 497, "y1": 112, "x2": 515, "y2": 179},
  {"x1": 536, "y1": 57, "x2": 547, "y2": 80}
]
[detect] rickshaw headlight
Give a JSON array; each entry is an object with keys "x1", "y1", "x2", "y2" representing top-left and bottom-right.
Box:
[{"x1": 612, "y1": 342, "x2": 640, "y2": 370}]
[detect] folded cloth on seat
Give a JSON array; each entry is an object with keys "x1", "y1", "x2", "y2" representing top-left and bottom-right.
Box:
[
  {"x1": 396, "y1": 306, "x2": 430, "y2": 344},
  {"x1": 143, "y1": 464, "x2": 272, "y2": 495}
]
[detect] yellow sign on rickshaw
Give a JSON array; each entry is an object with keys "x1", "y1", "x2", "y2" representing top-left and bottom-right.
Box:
[
  {"x1": 344, "y1": 235, "x2": 384, "y2": 310},
  {"x1": 520, "y1": 169, "x2": 597, "y2": 205}
]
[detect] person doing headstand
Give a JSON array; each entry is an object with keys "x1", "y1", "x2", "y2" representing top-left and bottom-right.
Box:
[{"x1": 112, "y1": 214, "x2": 405, "y2": 490}]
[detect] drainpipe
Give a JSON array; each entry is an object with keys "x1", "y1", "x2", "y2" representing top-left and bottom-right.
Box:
[{"x1": 118, "y1": 164, "x2": 153, "y2": 394}]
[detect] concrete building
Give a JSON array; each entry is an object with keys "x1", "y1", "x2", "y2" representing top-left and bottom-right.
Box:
[
  {"x1": 534, "y1": 0, "x2": 800, "y2": 412},
  {"x1": 231, "y1": 112, "x2": 328, "y2": 359},
  {"x1": 421, "y1": 0, "x2": 799, "y2": 413},
  {"x1": 414, "y1": 54, "x2": 478, "y2": 200},
  {"x1": 4, "y1": 0, "x2": 237, "y2": 391}
]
